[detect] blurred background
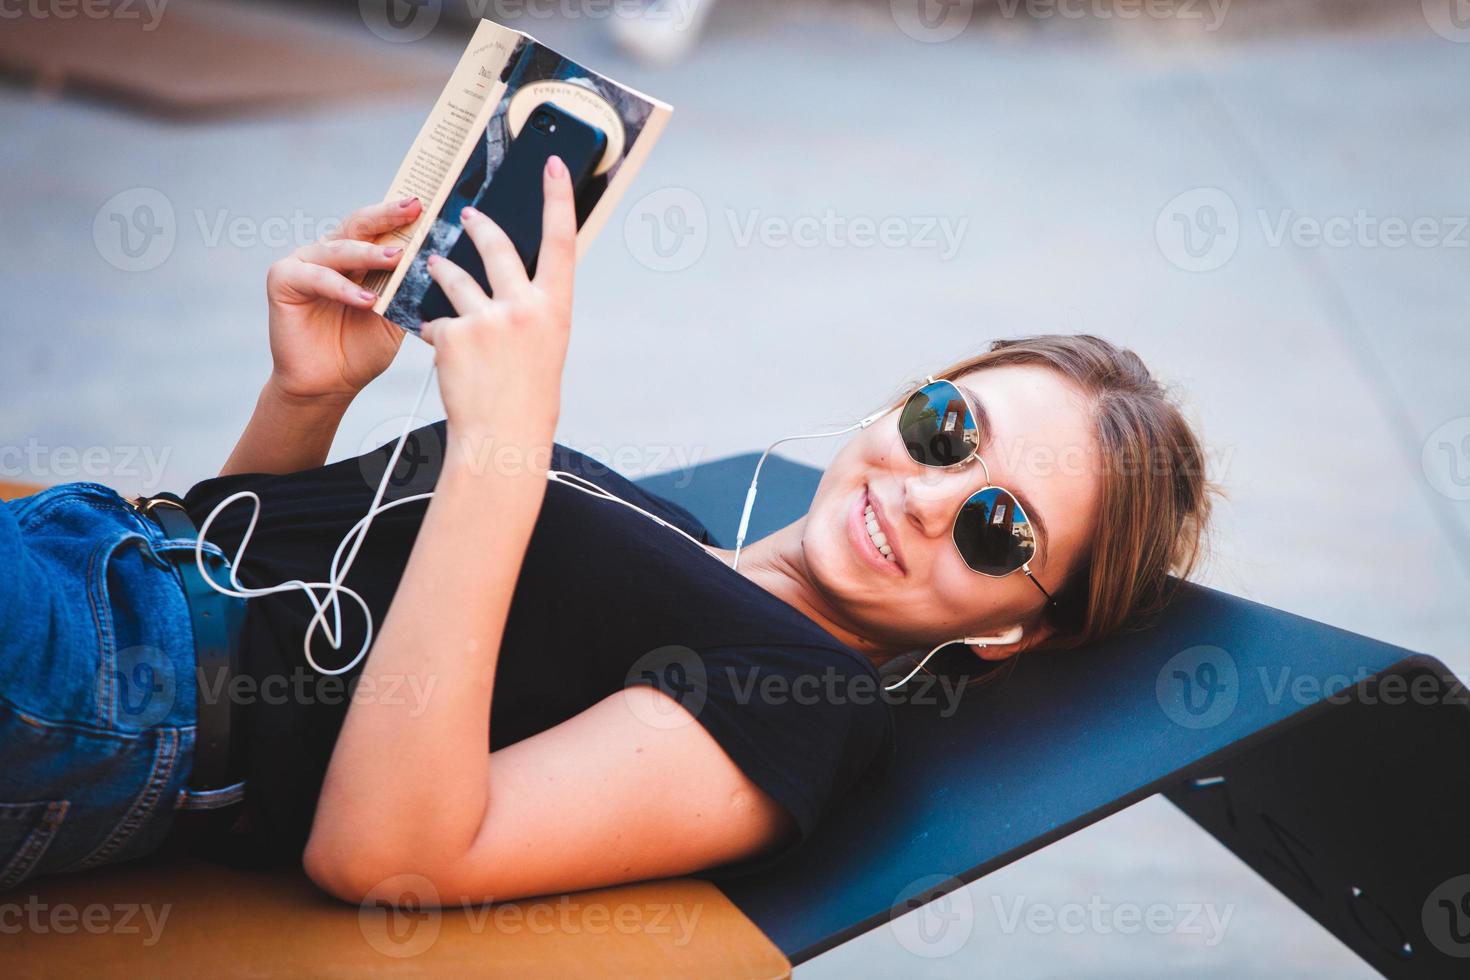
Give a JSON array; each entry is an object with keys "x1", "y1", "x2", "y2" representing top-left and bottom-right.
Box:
[{"x1": 2, "y1": 0, "x2": 1467, "y2": 975}]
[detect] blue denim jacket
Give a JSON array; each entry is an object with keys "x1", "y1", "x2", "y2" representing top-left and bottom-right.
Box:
[{"x1": 0, "y1": 482, "x2": 243, "y2": 889}]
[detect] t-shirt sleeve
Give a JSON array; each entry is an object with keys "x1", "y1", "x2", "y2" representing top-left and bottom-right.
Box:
[{"x1": 626, "y1": 641, "x2": 896, "y2": 878}]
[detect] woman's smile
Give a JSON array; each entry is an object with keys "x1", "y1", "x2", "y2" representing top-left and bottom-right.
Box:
[{"x1": 849, "y1": 483, "x2": 906, "y2": 576}]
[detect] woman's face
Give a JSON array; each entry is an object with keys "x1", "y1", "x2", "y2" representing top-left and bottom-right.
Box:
[{"x1": 803, "y1": 364, "x2": 1104, "y2": 655}]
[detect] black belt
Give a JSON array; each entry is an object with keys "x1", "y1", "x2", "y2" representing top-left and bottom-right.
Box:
[{"x1": 136, "y1": 492, "x2": 247, "y2": 793}]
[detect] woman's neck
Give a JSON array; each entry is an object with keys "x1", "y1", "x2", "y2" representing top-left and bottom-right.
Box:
[{"x1": 704, "y1": 520, "x2": 896, "y2": 667}]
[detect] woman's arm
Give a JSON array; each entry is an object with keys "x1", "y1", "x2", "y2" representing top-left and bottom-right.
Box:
[
  {"x1": 304, "y1": 158, "x2": 579, "y2": 882},
  {"x1": 303, "y1": 161, "x2": 797, "y2": 902},
  {"x1": 310, "y1": 686, "x2": 797, "y2": 905},
  {"x1": 220, "y1": 197, "x2": 424, "y2": 476},
  {"x1": 220, "y1": 381, "x2": 353, "y2": 477}
]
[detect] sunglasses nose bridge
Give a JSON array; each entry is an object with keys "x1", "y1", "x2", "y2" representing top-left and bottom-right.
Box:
[{"x1": 972, "y1": 452, "x2": 991, "y2": 487}]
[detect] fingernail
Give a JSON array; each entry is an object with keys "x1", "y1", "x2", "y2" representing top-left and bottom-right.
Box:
[
  {"x1": 358, "y1": 288, "x2": 376, "y2": 302},
  {"x1": 546, "y1": 155, "x2": 566, "y2": 179},
  {"x1": 461, "y1": 205, "x2": 481, "y2": 222},
  {"x1": 383, "y1": 246, "x2": 402, "y2": 257},
  {"x1": 398, "y1": 196, "x2": 418, "y2": 208},
  {"x1": 427, "y1": 253, "x2": 440, "y2": 266}
]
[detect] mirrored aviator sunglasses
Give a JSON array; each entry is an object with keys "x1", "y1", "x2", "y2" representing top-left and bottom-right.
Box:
[{"x1": 897, "y1": 379, "x2": 1055, "y2": 594}]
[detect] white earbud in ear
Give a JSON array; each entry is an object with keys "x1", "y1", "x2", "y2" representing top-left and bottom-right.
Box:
[{"x1": 960, "y1": 623, "x2": 1024, "y2": 647}]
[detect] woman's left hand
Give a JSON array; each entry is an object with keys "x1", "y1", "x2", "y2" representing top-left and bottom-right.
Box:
[
  {"x1": 264, "y1": 197, "x2": 424, "y2": 405},
  {"x1": 420, "y1": 156, "x2": 577, "y2": 451}
]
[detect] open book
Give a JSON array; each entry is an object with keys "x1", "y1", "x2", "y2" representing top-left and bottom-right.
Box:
[{"x1": 362, "y1": 19, "x2": 672, "y2": 332}]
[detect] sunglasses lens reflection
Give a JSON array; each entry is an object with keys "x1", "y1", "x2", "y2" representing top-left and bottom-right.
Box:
[
  {"x1": 954, "y1": 486, "x2": 1035, "y2": 575},
  {"x1": 899, "y1": 381, "x2": 979, "y2": 467}
]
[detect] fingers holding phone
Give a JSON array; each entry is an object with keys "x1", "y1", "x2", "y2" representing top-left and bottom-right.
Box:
[
  {"x1": 533, "y1": 153, "x2": 577, "y2": 301},
  {"x1": 421, "y1": 157, "x2": 576, "y2": 444},
  {"x1": 418, "y1": 102, "x2": 606, "y2": 321}
]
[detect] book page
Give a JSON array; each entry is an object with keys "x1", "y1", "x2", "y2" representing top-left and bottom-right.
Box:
[{"x1": 363, "y1": 19, "x2": 520, "y2": 303}]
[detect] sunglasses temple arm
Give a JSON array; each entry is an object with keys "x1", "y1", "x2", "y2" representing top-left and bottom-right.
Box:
[{"x1": 1025, "y1": 567, "x2": 1058, "y2": 607}]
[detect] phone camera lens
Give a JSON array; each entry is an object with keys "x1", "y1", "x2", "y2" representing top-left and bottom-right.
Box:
[{"x1": 532, "y1": 109, "x2": 551, "y2": 132}]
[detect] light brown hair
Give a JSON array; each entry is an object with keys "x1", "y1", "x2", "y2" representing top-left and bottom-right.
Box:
[{"x1": 876, "y1": 334, "x2": 1223, "y2": 652}]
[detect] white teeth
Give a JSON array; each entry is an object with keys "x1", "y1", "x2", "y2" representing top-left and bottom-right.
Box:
[{"x1": 863, "y1": 504, "x2": 896, "y2": 562}]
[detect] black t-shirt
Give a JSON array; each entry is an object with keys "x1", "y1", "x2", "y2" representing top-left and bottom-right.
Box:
[{"x1": 182, "y1": 422, "x2": 895, "y2": 878}]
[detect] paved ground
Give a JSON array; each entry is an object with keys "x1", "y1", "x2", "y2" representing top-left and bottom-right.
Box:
[{"x1": 1, "y1": 1, "x2": 1465, "y2": 976}]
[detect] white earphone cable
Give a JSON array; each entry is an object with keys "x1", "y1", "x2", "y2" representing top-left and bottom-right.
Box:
[
  {"x1": 193, "y1": 365, "x2": 439, "y2": 675},
  {"x1": 882, "y1": 637, "x2": 987, "y2": 692},
  {"x1": 731, "y1": 410, "x2": 885, "y2": 570},
  {"x1": 194, "y1": 362, "x2": 739, "y2": 676}
]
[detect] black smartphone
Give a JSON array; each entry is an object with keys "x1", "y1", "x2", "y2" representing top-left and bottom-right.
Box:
[{"x1": 419, "y1": 103, "x2": 607, "y2": 321}]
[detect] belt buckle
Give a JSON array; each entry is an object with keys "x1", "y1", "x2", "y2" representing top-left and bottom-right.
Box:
[{"x1": 138, "y1": 492, "x2": 186, "y2": 517}]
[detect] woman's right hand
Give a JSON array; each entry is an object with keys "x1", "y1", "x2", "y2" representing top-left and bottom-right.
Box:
[{"x1": 264, "y1": 196, "x2": 424, "y2": 406}]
